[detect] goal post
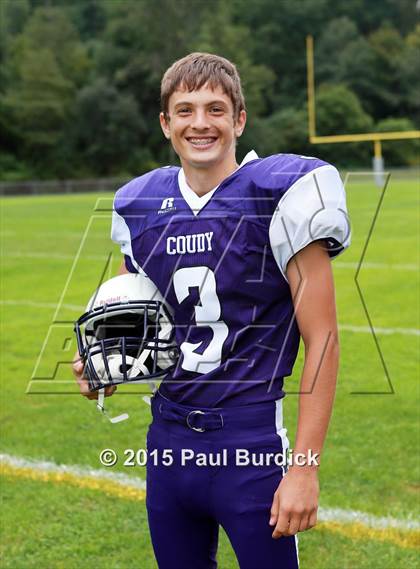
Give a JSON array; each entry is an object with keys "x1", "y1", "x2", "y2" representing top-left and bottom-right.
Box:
[{"x1": 305, "y1": 35, "x2": 420, "y2": 185}]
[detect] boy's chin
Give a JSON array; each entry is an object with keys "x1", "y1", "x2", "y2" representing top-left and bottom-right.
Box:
[{"x1": 181, "y1": 153, "x2": 219, "y2": 169}]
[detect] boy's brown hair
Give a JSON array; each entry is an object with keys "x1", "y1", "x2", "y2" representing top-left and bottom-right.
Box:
[{"x1": 161, "y1": 52, "x2": 245, "y2": 120}]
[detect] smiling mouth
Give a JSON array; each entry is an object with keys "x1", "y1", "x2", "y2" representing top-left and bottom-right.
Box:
[{"x1": 186, "y1": 137, "x2": 218, "y2": 148}]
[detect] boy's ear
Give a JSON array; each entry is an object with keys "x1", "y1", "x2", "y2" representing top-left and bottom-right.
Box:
[
  {"x1": 159, "y1": 112, "x2": 171, "y2": 139},
  {"x1": 234, "y1": 110, "x2": 247, "y2": 138}
]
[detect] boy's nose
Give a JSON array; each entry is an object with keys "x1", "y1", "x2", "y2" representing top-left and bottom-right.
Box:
[{"x1": 191, "y1": 110, "x2": 210, "y2": 130}]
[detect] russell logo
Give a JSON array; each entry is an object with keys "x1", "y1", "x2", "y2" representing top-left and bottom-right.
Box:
[{"x1": 158, "y1": 197, "x2": 176, "y2": 214}]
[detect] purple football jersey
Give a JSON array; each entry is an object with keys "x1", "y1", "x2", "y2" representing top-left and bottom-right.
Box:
[{"x1": 112, "y1": 151, "x2": 350, "y2": 407}]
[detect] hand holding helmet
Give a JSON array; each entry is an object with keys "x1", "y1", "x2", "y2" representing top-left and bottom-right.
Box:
[
  {"x1": 71, "y1": 351, "x2": 117, "y2": 400},
  {"x1": 73, "y1": 273, "x2": 178, "y2": 421}
]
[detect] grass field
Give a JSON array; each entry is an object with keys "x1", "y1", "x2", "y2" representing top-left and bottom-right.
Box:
[{"x1": 0, "y1": 172, "x2": 419, "y2": 568}]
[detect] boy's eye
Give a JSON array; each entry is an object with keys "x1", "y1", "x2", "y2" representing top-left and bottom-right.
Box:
[
  {"x1": 210, "y1": 107, "x2": 224, "y2": 114},
  {"x1": 177, "y1": 108, "x2": 191, "y2": 115}
]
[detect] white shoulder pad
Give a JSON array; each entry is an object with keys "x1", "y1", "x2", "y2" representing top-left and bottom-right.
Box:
[
  {"x1": 110, "y1": 208, "x2": 146, "y2": 275},
  {"x1": 269, "y1": 165, "x2": 351, "y2": 280}
]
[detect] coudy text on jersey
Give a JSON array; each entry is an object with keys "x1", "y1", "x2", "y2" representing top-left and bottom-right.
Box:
[{"x1": 166, "y1": 231, "x2": 214, "y2": 255}]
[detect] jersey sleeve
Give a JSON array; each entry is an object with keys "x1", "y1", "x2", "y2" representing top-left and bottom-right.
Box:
[
  {"x1": 269, "y1": 164, "x2": 351, "y2": 280},
  {"x1": 110, "y1": 166, "x2": 180, "y2": 276},
  {"x1": 111, "y1": 207, "x2": 142, "y2": 273}
]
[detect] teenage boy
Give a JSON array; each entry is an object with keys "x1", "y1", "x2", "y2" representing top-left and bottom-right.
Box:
[{"x1": 74, "y1": 52, "x2": 350, "y2": 569}]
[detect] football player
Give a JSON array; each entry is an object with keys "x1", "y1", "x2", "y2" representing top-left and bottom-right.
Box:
[{"x1": 73, "y1": 52, "x2": 350, "y2": 568}]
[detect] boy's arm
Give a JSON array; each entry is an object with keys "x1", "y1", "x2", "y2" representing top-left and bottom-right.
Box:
[{"x1": 270, "y1": 240, "x2": 340, "y2": 538}]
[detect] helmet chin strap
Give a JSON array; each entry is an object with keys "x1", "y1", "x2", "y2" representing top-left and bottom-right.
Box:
[
  {"x1": 96, "y1": 389, "x2": 129, "y2": 423},
  {"x1": 129, "y1": 348, "x2": 152, "y2": 376},
  {"x1": 128, "y1": 349, "x2": 157, "y2": 395}
]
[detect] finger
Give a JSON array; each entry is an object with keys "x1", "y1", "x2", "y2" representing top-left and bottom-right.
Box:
[
  {"x1": 298, "y1": 514, "x2": 311, "y2": 533},
  {"x1": 77, "y1": 378, "x2": 93, "y2": 398},
  {"x1": 272, "y1": 510, "x2": 290, "y2": 539},
  {"x1": 83, "y1": 390, "x2": 97, "y2": 400},
  {"x1": 72, "y1": 360, "x2": 84, "y2": 375},
  {"x1": 72, "y1": 361, "x2": 86, "y2": 382},
  {"x1": 284, "y1": 513, "x2": 300, "y2": 536},
  {"x1": 307, "y1": 510, "x2": 318, "y2": 529},
  {"x1": 86, "y1": 393, "x2": 98, "y2": 400},
  {"x1": 104, "y1": 385, "x2": 117, "y2": 397},
  {"x1": 269, "y1": 494, "x2": 279, "y2": 526},
  {"x1": 87, "y1": 385, "x2": 117, "y2": 399},
  {"x1": 84, "y1": 386, "x2": 97, "y2": 399},
  {"x1": 72, "y1": 350, "x2": 83, "y2": 365}
]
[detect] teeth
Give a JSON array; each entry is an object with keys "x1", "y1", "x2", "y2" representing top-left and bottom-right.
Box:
[{"x1": 189, "y1": 138, "x2": 216, "y2": 145}]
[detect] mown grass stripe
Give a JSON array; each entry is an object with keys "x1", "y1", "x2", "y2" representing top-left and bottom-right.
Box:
[
  {"x1": 0, "y1": 453, "x2": 146, "y2": 490},
  {"x1": 0, "y1": 463, "x2": 145, "y2": 502},
  {"x1": 319, "y1": 507, "x2": 419, "y2": 531},
  {"x1": 3, "y1": 252, "x2": 107, "y2": 260},
  {"x1": 339, "y1": 324, "x2": 419, "y2": 336},
  {"x1": 334, "y1": 261, "x2": 418, "y2": 271},
  {"x1": 317, "y1": 521, "x2": 420, "y2": 550},
  {"x1": 0, "y1": 300, "x2": 85, "y2": 311},
  {"x1": 1, "y1": 453, "x2": 419, "y2": 550}
]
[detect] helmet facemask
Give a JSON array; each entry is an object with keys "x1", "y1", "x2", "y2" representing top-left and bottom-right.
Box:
[{"x1": 75, "y1": 296, "x2": 178, "y2": 392}]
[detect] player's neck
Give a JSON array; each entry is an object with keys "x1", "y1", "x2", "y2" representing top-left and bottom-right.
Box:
[{"x1": 181, "y1": 156, "x2": 238, "y2": 197}]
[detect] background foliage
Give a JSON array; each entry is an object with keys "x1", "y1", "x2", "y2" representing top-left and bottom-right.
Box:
[{"x1": 0, "y1": 0, "x2": 419, "y2": 179}]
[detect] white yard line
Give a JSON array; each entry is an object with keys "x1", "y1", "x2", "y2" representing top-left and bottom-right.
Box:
[
  {"x1": 3, "y1": 252, "x2": 107, "y2": 261},
  {"x1": 318, "y1": 506, "x2": 419, "y2": 531},
  {"x1": 340, "y1": 324, "x2": 420, "y2": 336},
  {"x1": 0, "y1": 300, "x2": 84, "y2": 311},
  {"x1": 0, "y1": 453, "x2": 418, "y2": 531},
  {"x1": 0, "y1": 231, "x2": 108, "y2": 238},
  {"x1": 334, "y1": 261, "x2": 418, "y2": 271},
  {"x1": 0, "y1": 453, "x2": 146, "y2": 491}
]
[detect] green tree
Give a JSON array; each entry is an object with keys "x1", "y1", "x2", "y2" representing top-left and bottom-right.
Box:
[
  {"x1": 1, "y1": 0, "x2": 418, "y2": 178},
  {"x1": 235, "y1": 0, "x2": 331, "y2": 112},
  {"x1": 315, "y1": 84, "x2": 374, "y2": 165},
  {"x1": 189, "y1": 0, "x2": 275, "y2": 117},
  {"x1": 1, "y1": 0, "x2": 31, "y2": 36},
  {"x1": 317, "y1": 19, "x2": 403, "y2": 119},
  {"x1": 317, "y1": 84, "x2": 374, "y2": 134},
  {"x1": 73, "y1": 79, "x2": 149, "y2": 175},
  {"x1": 366, "y1": 23, "x2": 406, "y2": 117},
  {"x1": 18, "y1": 6, "x2": 91, "y2": 86},
  {"x1": 95, "y1": 0, "x2": 274, "y2": 166},
  {"x1": 376, "y1": 117, "x2": 420, "y2": 166},
  {"x1": 241, "y1": 107, "x2": 310, "y2": 159},
  {"x1": 317, "y1": 17, "x2": 361, "y2": 81},
  {"x1": 399, "y1": 25, "x2": 420, "y2": 123},
  {"x1": 3, "y1": 48, "x2": 74, "y2": 175},
  {"x1": 0, "y1": 0, "x2": 31, "y2": 98},
  {"x1": 94, "y1": 0, "x2": 202, "y2": 165},
  {"x1": 1, "y1": 6, "x2": 91, "y2": 176},
  {"x1": 67, "y1": 0, "x2": 107, "y2": 41},
  {"x1": 331, "y1": 0, "x2": 416, "y2": 35}
]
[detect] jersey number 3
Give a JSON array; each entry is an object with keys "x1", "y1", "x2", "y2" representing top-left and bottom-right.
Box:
[{"x1": 173, "y1": 266, "x2": 228, "y2": 374}]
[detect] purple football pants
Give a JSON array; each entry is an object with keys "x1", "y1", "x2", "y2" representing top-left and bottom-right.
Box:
[{"x1": 146, "y1": 392, "x2": 299, "y2": 569}]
